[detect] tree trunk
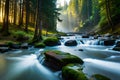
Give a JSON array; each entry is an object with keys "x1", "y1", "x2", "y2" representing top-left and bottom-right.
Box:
[
  {"x1": 105, "y1": 0, "x2": 113, "y2": 26},
  {"x1": 33, "y1": 0, "x2": 42, "y2": 41},
  {"x1": 25, "y1": 0, "x2": 29, "y2": 32},
  {"x1": 14, "y1": 0, "x2": 17, "y2": 25},
  {"x1": 18, "y1": 0, "x2": 23, "y2": 27},
  {"x1": 2, "y1": 0, "x2": 10, "y2": 35}
]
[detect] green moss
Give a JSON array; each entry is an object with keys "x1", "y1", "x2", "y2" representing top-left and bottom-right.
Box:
[
  {"x1": 34, "y1": 42, "x2": 46, "y2": 48},
  {"x1": 91, "y1": 74, "x2": 111, "y2": 80},
  {"x1": 44, "y1": 50, "x2": 70, "y2": 55},
  {"x1": 62, "y1": 64, "x2": 88, "y2": 80},
  {"x1": 43, "y1": 37, "x2": 59, "y2": 46}
]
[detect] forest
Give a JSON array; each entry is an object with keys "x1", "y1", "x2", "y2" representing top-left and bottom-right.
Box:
[
  {"x1": 0, "y1": 0, "x2": 120, "y2": 80},
  {"x1": 62, "y1": 0, "x2": 120, "y2": 34},
  {"x1": 0, "y1": 0, "x2": 120, "y2": 41},
  {"x1": 0, "y1": 0, "x2": 59, "y2": 42}
]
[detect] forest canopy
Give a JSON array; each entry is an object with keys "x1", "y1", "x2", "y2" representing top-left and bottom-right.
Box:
[
  {"x1": 0, "y1": 0, "x2": 120, "y2": 41},
  {"x1": 63, "y1": 0, "x2": 120, "y2": 34}
]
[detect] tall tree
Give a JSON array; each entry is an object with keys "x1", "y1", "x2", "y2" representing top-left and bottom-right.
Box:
[
  {"x1": 25, "y1": 0, "x2": 30, "y2": 32},
  {"x1": 18, "y1": 0, "x2": 23, "y2": 27},
  {"x1": 13, "y1": 0, "x2": 17, "y2": 25},
  {"x1": 2, "y1": 0, "x2": 10, "y2": 35},
  {"x1": 105, "y1": 0, "x2": 113, "y2": 28},
  {"x1": 33, "y1": 0, "x2": 42, "y2": 41}
]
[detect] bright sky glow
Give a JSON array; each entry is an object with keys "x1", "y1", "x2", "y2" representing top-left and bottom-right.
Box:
[{"x1": 56, "y1": 0, "x2": 70, "y2": 7}]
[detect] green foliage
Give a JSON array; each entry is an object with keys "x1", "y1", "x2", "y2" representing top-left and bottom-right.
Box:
[
  {"x1": 62, "y1": 64, "x2": 88, "y2": 80},
  {"x1": 57, "y1": 32, "x2": 67, "y2": 36},
  {"x1": 34, "y1": 42, "x2": 46, "y2": 48},
  {"x1": 6, "y1": 41, "x2": 14, "y2": 46},
  {"x1": 13, "y1": 31, "x2": 28, "y2": 41},
  {"x1": 41, "y1": 0, "x2": 59, "y2": 31},
  {"x1": 43, "y1": 37, "x2": 59, "y2": 46}
]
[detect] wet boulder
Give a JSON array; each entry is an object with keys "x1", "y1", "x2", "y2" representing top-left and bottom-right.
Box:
[
  {"x1": 103, "y1": 40, "x2": 115, "y2": 46},
  {"x1": 82, "y1": 35, "x2": 89, "y2": 38},
  {"x1": 44, "y1": 50, "x2": 83, "y2": 70},
  {"x1": 90, "y1": 74, "x2": 111, "y2": 80},
  {"x1": 21, "y1": 43, "x2": 29, "y2": 49},
  {"x1": 62, "y1": 64, "x2": 88, "y2": 80},
  {"x1": 64, "y1": 40, "x2": 77, "y2": 46},
  {"x1": 112, "y1": 42, "x2": 120, "y2": 51}
]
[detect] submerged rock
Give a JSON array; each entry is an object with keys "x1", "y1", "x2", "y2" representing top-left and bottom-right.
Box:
[
  {"x1": 62, "y1": 64, "x2": 88, "y2": 80},
  {"x1": 90, "y1": 74, "x2": 111, "y2": 80},
  {"x1": 64, "y1": 40, "x2": 77, "y2": 46},
  {"x1": 112, "y1": 41, "x2": 120, "y2": 51},
  {"x1": 44, "y1": 50, "x2": 83, "y2": 70}
]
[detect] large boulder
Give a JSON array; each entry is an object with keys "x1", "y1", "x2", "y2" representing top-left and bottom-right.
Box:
[
  {"x1": 64, "y1": 40, "x2": 77, "y2": 46},
  {"x1": 62, "y1": 64, "x2": 88, "y2": 80},
  {"x1": 44, "y1": 50, "x2": 83, "y2": 70}
]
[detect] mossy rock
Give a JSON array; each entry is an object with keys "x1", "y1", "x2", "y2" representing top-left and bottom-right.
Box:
[
  {"x1": 62, "y1": 64, "x2": 88, "y2": 80},
  {"x1": 34, "y1": 42, "x2": 46, "y2": 48},
  {"x1": 43, "y1": 37, "x2": 60, "y2": 46},
  {"x1": 90, "y1": 74, "x2": 111, "y2": 80},
  {"x1": 44, "y1": 50, "x2": 83, "y2": 70}
]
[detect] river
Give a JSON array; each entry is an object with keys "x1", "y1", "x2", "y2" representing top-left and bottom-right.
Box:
[{"x1": 0, "y1": 35, "x2": 120, "y2": 80}]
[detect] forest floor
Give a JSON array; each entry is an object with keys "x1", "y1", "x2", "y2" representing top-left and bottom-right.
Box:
[{"x1": 0, "y1": 24, "x2": 56, "y2": 44}]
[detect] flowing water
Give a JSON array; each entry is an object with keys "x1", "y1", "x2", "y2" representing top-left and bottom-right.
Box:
[
  {"x1": 0, "y1": 35, "x2": 120, "y2": 80},
  {"x1": 0, "y1": 49, "x2": 60, "y2": 80}
]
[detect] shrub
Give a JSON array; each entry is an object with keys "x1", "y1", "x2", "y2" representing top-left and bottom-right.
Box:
[
  {"x1": 43, "y1": 37, "x2": 60, "y2": 46},
  {"x1": 34, "y1": 42, "x2": 46, "y2": 48},
  {"x1": 13, "y1": 31, "x2": 28, "y2": 41},
  {"x1": 6, "y1": 41, "x2": 14, "y2": 46}
]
